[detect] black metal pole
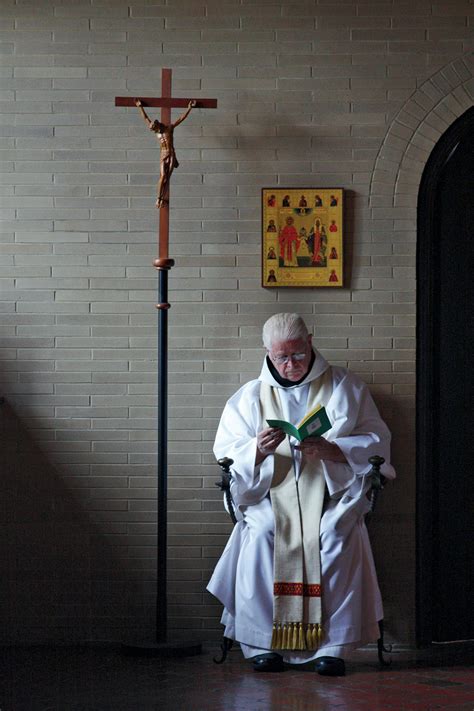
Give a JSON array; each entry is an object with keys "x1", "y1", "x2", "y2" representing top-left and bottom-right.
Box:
[
  {"x1": 156, "y1": 266, "x2": 168, "y2": 644},
  {"x1": 122, "y1": 260, "x2": 200, "y2": 656}
]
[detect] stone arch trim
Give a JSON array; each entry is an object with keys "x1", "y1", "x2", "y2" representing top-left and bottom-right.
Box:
[{"x1": 370, "y1": 53, "x2": 474, "y2": 210}]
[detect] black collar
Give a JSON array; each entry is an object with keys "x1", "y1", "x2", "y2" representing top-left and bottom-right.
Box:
[{"x1": 266, "y1": 351, "x2": 315, "y2": 388}]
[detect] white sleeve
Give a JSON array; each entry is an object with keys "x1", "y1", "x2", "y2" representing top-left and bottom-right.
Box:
[
  {"x1": 213, "y1": 380, "x2": 274, "y2": 508},
  {"x1": 322, "y1": 368, "x2": 396, "y2": 497}
]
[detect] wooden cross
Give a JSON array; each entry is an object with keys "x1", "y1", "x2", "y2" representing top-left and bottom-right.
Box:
[{"x1": 115, "y1": 68, "x2": 217, "y2": 270}]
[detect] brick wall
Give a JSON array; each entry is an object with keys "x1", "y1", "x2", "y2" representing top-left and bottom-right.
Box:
[{"x1": 1, "y1": 0, "x2": 473, "y2": 645}]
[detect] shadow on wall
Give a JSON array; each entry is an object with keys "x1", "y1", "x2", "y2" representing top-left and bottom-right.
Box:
[
  {"x1": 0, "y1": 398, "x2": 146, "y2": 645},
  {"x1": 342, "y1": 189, "x2": 354, "y2": 289},
  {"x1": 368, "y1": 394, "x2": 416, "y2": 645}
]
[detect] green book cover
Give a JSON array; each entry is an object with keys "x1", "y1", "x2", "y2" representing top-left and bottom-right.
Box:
[{"x1": 266, "y1": 405, "x2": 331, "y2": 442}]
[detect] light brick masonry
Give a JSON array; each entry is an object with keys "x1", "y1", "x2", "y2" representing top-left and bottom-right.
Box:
[{"x1": 1, "y1": 0, "x2": 473, "y2": 646}]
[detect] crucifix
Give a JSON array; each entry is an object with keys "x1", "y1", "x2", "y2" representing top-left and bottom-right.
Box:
[{"x1": 115, "y1": 68, "x2": 217, "y2": 655}]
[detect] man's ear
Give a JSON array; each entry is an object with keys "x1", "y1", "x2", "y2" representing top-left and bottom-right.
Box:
[{"x1": 307, "y1": 334, "x2": 313, "y2": 347}]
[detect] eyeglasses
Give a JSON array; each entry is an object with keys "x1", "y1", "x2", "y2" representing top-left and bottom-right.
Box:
[{"x1": 271, "y1": 352, "x2": 307, "y2": 365}]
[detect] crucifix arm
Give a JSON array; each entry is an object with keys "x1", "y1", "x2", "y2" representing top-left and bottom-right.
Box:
[
  {"x1": 135, "y1": 99, "x2": 154, "y2": 129},
  {"x1": 171, "y1": 100, "x2": 196, "y2": 128}
]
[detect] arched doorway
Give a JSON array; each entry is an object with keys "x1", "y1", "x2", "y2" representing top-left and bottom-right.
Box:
[{"x1": 416, "y1": 107, "x2": 474, "y2": 645}]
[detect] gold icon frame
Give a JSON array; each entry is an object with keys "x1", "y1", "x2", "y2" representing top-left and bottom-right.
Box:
[{"x1": 262, "y1": 188, "x2": 344, "y2": 288}]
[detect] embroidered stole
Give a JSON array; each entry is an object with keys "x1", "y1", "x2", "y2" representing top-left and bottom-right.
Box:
[{"x1": 260, "y1": 368, "x2": 333, "y2": 651}]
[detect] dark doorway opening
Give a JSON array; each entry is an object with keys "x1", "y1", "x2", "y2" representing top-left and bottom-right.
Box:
[{"x1": 416, "y1": 107, "x2": 474, "y2": 645}]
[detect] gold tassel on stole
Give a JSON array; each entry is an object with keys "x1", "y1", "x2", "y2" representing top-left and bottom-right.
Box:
[
  {"x1": 297, "y1": 622, "x2": 305, "y2": 650},
  {"x1": 271, "y1": 623, "x2": 278, "y2": 648},
  {"x1": 271, "y1": 622, "x2": 323, "y2": 651},
  {"x1": 291, "y1": 622, "x2": 298, "y2": 649}
]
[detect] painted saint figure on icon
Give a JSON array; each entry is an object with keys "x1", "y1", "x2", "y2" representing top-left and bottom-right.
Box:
[{"x1": 279, "y1": 216, "x2": 299, "y2": 266}]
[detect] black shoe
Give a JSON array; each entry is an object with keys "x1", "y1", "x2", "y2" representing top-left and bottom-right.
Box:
[
  {"x1": 315, "y1": 656, "x2": 345, "y2": 676},
  {"x1": 251, "y1": 653, "x2": 284, "y2": 672}
]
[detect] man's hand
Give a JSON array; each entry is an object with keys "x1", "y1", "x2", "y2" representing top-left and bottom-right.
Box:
[
  {"x1": 294, "y1": 437, "x2": 347, "y2": 463},
  {"x1": 135, "y1": 99, "x2": 142, "y2": 107},
  {"x1": 188, "y1": 100, "x2": 197, "y2": 108},
  {"x1": 255, "y1": 427, "x2": 286, "y2": 464}
]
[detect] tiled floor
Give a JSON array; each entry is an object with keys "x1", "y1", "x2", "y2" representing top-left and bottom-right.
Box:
[{"x1": 1, "y1": 642, "x2": 473, "y2": 710}]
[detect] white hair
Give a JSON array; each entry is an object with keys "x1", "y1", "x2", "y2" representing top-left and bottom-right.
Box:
[{"x1": 262, "y1": 312, "x2": 309, "y2": 350}]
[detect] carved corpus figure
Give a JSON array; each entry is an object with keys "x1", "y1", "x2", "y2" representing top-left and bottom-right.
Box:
[{"x1": 135, "y1": 98, "x2": 196, "y2": 208}]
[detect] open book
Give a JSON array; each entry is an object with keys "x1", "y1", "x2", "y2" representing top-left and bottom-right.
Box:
[{"x1": 266, "y1": 404, "x2": 331, "y2": 442}]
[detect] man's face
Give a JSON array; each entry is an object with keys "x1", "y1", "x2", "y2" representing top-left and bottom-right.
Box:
[{"x1": 267, "y1": 334, "x2": 313, "y2": 382}]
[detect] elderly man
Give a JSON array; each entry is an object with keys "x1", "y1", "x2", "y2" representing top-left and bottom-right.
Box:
[{"x1": 207, "y1": 313, "x2": 395, "y2": 675}]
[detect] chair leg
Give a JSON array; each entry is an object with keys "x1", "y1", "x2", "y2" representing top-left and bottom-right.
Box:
[
  {"x1": 377, "y1": 619, "x2": 392, "y2": 666},
  {"x1": 213, "y1": 636, "x2": 234, "y2": 664}
]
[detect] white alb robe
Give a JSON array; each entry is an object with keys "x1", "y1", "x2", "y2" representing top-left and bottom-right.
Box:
[{"x1": 207, "y1": 351, "x2": 395, "y2": 663}]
